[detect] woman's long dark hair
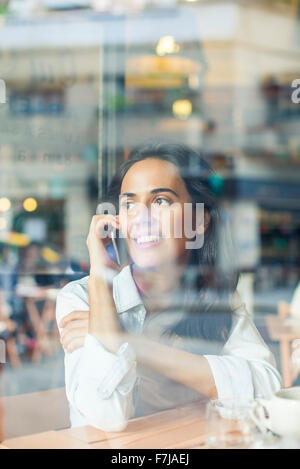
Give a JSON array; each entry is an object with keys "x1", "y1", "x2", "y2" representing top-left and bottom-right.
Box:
[{"x1": 101, "y1": 143, "x2": 239, "y2": 343}]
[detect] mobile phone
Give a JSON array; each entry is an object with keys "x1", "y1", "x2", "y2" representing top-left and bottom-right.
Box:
[
  {"x1": 111, "y1": 231, "x2": 121, "y2": 266},
  {"x1": 96, "y1": 204, "x2": 121, "y2": 266},
  {"x1": 105, "y1": 229, "x2": 121, "y2": 266}
]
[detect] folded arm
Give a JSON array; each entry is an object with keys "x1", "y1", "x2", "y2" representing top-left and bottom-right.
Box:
[{"x1": 56, "y1": 284, "x2": 136, "y2": 432}]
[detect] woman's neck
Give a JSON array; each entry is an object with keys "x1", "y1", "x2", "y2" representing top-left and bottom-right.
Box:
[{"x1": 131, "y1": 252, "x2": 190, "y2": 302}]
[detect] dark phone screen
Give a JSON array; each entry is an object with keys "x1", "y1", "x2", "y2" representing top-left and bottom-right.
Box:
[{"x1": 106, "y1": 243, "x2": 118, "y2": 264}]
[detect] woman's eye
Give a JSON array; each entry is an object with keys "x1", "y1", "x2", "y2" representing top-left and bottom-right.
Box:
[
  {"x1": 154, "y1": 197, "x2": 171, "y2": 207},
  {"x1": 121, "y1": 201, "x2": 135, "y2": 211}
]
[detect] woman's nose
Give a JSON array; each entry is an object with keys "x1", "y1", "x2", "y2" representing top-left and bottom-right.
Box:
[
  {"x1": 130, "y1": 201, "x2": 150, "y2": 221},
  {"x1": 131, "y1": 203, "x2": 159, "y2": 231}
]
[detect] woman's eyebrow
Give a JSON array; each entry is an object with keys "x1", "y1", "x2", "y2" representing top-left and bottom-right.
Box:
[
  {"x1": 150, "y1": 188, "x2": 179, "y2": 197},
  {"x1": 120, "y1": 188, "x2": 179, "y2": 199},
  {"x1": 120, "y1": 192, "x2": 136, "y2": 199}
]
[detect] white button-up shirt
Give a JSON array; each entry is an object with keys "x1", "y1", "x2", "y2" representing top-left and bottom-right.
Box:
[{"x1": 56, "y1": 265, "x2": 282, "y2": 431}]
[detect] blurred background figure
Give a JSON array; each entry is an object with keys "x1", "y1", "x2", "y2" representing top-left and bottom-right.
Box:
[
  {"x1": 0, "y1": 287, "x2": 20, "y2": 369},
  {"x1": 0, "y1": 244, "x2": 21, "y2": 369},
  {"x1": 17, "y1": 243, "x2": 57, "y2": 362}
]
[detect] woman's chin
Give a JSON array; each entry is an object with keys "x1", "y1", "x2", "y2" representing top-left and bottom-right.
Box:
[
  {"x1": 132, "y1": 257, "x2": 162, "y2": 270},
  {"x1": 130, "y1": 250, "x2": 164, "y2": 270},
  {"x1": 127, "y1": 240, "x2": 179, "y2": 270}
]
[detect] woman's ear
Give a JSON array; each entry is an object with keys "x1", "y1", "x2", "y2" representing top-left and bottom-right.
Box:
[{"x1": 196, "y1": 210, "x2": 210, "y2": 236}]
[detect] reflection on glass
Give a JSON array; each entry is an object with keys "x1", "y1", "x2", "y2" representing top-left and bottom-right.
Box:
[{"x1": 0, "y1": 0, "x2": 299, "y2": 447}]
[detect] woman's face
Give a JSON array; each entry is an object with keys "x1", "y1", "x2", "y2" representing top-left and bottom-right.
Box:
[{"x1": 119, "y1": 158, "x2": 194, "y2": 269}]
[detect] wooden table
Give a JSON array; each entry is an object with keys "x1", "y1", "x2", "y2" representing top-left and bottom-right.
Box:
[
  {"x1": 1, "y1": 388, "x2": 70, "y2": 440},
  {"x1": 0, "y1": 401, "x2": 221, "y2": 449},
  {"x1": 266, "y1": 315, "x2": 300, "y2": 388}
]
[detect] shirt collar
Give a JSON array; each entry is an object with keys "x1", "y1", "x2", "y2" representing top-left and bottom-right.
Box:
[{"x1": 113, "y1": 264, "x2": 144, "y2": 313}]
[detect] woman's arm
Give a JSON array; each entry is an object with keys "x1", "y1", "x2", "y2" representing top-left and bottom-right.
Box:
[
  {"x1": 88, "y1": 274, "x2": 122, "y2": 353},
  {"x1": 124, "y1": 332, "x2": 217, "y2": 398},
  {"x1": 57, "y1": 213, "x2": 137, "y2": 432},
  {"x1": 201, "y1": 292, "x2": 282, "y2": 400},
  {"x1": 61, "y1": 300, "x2": 281, "y2": 402},
  {"x1": 56, "y1": 282, "x2": 136, "y2": 432},
  {"x1": 86, "y1": 271, "x2": 217, "y2": 398},
  {"x1": 86, "y1": 215, "x2": 124, "y2": 352},
  {"x1": 62, "y1": 294, "x2": 218, "y2": 401}
]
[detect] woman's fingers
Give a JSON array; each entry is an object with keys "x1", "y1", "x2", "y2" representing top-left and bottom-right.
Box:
[
  {"x1": 60, "y1": 319, "x2": 89, "y2": 342},
  {"x1": 94, "y1": 215, "x2": 120, "y2": 239},
  {"x1": 87, "y1": 214, "x2": 119, "y2": 246},
  {"x1": 59, "y1": 310, "x2": 89, "y2": 352},
  {"x1": 59, "y1": 310, "x2": 89, "y2": 329},
  {"x1": 87, "y1": 215, "x2": 121, "y2": 272},
  {"x1": 60, "y1": 326, "x2": 87, "y2": 348},
  {"x1": 63, "y1": 336, "x2": 86, "y2": 354}
]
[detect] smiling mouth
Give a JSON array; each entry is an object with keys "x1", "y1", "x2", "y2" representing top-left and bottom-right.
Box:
[{"x1": 133, "y1": 235, "x2": 162, "y2": 248}]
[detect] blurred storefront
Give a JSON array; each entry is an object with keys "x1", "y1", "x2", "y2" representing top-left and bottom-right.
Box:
[{"x1": 0, "y1": 13, "x2": 125, "y2": 269}]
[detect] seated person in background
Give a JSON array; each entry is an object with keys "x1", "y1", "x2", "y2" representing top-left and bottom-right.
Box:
[
  {"x1": 0, "y1": 288, "x2": 20, "y2": 369},
  {"x1": 56, "y1": 143, "x2": 282, "y2": 431}
]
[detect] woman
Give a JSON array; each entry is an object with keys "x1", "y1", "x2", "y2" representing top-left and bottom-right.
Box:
[{"x1": 56, "y1": 143, "x2": 281, "y2": 431}]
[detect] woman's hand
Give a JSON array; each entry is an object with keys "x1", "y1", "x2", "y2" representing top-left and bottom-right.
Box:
[
  {"x1": 59, "y1": 310, "x2": 89, "y2": 353},
  {"x1": 86, "y1": 214, "x2": 123, "y2": 353},
  {"x1": 86, "y1": 214, "x2": 120, "y2": 276},
  {"x1": 59, "y1": 308, "x2": 124, "y2": 354}
]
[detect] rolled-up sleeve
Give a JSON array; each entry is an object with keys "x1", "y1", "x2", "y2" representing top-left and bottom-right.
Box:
[
  {"x1": 203, "y1": 355, "x2": 255, "y2": 400},
  {"x1": 56, "y1": 281, "x2": 136, "y2": 431},
  {"x1": 204, "y1": 295, "x2": 282, "y2": 400}
]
